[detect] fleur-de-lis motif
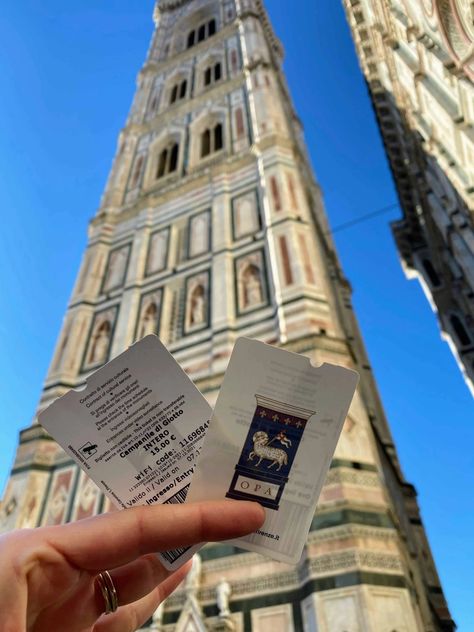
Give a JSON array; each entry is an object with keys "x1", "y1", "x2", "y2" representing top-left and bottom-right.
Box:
[
  {"x1": 284, "y1": 417, "x2": 291, "y2": 425},
  {"x1": 272, "y1": 414, "x2": 279, "y2": 421},
  {"x1": 259, "y1": 409, "x2": 266, "y2": 417},
  {"x1": 296, "y1": 420, "x2": 303, "y2": 428}
]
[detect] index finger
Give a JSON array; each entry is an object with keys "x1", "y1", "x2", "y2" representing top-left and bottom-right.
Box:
[{"x1": 47, "y1": 500, "x2": 265, "y2": 571}]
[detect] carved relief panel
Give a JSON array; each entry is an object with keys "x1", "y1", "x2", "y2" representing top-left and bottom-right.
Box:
[
  {"x1": 71, "y1": 470, "x2": 102, "y2": 522},
  {"x1": 146, "y1": 228, "x2": 170, "y2": 276},
  {"x1": 42, "y1": 466, "x2": 78, "y2": 526},
  {"x1": 232, "y1": 190, "x2": 260, "y2": 240},
  {"x1": 101, "y1": 243, "x2": 131, "y2": 294},
  {"x1": 188, "y1": 210, "x2": 211, "y2": 258}
]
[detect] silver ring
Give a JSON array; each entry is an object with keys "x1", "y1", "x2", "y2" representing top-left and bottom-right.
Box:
[{"x1": 96, "y1": 570, "x2": 119, "y2": 615}]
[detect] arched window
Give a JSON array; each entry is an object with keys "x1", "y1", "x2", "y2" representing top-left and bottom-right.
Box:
[
  {"x1": 200, "y1": 123, "x2": 224, "y2": 158},
  {"x1": 170, "y1": 85, "x2": 178, "y2": 105},
  {"x1": 157, "y1": 148, "x2": 168, "y2": 179},
  {"x1": 201, "y1": 129, "x2": 211, "y2": 158},
  {"x1": 214, "y1": 123, "x2": 223, "y2": 151},
  {"x1": 203, "y1": 62, "x2": 222, "y2": 88},
  {"x1": 169, "y1": 79, "x2": 188, "y2": 105},
  {"x1": 156, "y1": 142, "x2": 179, "y2": 179},
  {"x1": 187, "y1": 19, "x2": 218, "y2": 49},
  {"x1": 450, "y1": 314, "x2": 471, "y2": 347},
  {"x1": 422, "y1": 259, "x2": 441, "y2": 287},
  {"x1": 169, "y1": 143, "x2": 179, "y2": 172}
]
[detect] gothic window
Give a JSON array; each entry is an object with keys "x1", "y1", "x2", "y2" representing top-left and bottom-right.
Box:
[
  {"x1": 169, "y1": 79, "x2": 187, "y2": 105},
  {"x1": 203, "y1": 62, "x2": 222, "y2": 87},
  {"x1": 270, "y1": 175, "x2": 282, "y2": 211},
  {"x1": 200, "y1": 123, "x2": 223, "y2": 158},
  {"x1": 450, "y1": 314, "x2": 471, "y2": 347},
  {"x1": 131, "y1": 155, "x2": 144, "y2": 189},
  {"x1": 187, "y1": 30, "x2": 195, "y2": 49},
  {"x1": 201, "y1": 129, "x2": 211, "y2": 158},
  {"x1": 235, "y1": 107, "x2": 245, "y2": 139},
  {"x1": 279, "y1": 235, "x2": 293, "y2": 285},
  {"x1": 422, "y1": 258, "x2": 441, "y2": 287},
  {"x1": 186, "y1": 19, "x2": 218, "y2": 49},
  {"x1": 156, "y1": 142, "x2": 179, "y2": 178},
  {"x1": 214, "y1": 122, "x2": 223, "y2": 150},
  {"x1": 170, "y1": 84, "x2": 178, "y2": 105}
]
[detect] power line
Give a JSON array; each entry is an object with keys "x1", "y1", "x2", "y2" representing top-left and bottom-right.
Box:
[{"x1": 328, "y1": 202, "x2": 400, "y2": 235}]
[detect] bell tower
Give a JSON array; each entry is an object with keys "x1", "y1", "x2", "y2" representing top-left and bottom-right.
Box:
[{"x1": 0, "y1": 1, "x2": 454, "y2": 629}]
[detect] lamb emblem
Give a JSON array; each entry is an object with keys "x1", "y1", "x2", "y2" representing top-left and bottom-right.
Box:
[{"x1": 248, "y1": 431, "x2": 291, "y2": 471}]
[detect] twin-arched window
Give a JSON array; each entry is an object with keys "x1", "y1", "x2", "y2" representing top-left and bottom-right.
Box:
[
  {"x1": 156, "y1": 142, "x2": 179, "y2": 179},
  {"x1": 201, "y1": 123, "x2": 223, "y2": 158},
  {"x1": 187, "y1": 19, "x2": 216, "y2": 49},
  {"x1": 204, "y1": 62, "x2": 222, "y2": 87},
  {"x1": 170, "y1": 79, "x2": 188, "y2": 105}
]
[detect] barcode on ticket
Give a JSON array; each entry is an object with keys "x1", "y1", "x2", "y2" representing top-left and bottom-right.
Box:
[
  {"x1": 160, "y1": 485, "x2": 192, "y2": 564},
  {"x1": 163, "y1": 484, "x2": 190, "y2": 505}
]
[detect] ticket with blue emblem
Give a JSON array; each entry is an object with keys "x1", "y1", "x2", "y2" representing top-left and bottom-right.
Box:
[{"x1": 185, "y1": 337, "x2": 359, "y2": 565}]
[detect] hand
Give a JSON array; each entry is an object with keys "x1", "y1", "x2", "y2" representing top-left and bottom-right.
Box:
[{"x1": 0, "y1": 500, "x2": 265, "y2": 632}]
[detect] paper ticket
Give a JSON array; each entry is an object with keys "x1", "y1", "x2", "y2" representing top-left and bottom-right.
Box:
[
  {"x1": 39, "y1": 335, "x2": 212, "y2": 570},
  {"x1": 185, "y1": 337, "x2": 359, "y2": 565}
]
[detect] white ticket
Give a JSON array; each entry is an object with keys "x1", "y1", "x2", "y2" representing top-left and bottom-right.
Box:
[
  {"x1": 185, "y1": 338, "x2": 359, "y2": 565},
  {"x1": 39, "y1": 335, "x2": 212, "y2": 570}
]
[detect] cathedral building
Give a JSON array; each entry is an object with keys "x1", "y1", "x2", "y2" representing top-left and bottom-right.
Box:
[
  {"x1": 0, "y1": 1, "x2": 455, "y2": 630},
  {"x1": 343, "y1": 0, "x2": 474, "y2": 394}
]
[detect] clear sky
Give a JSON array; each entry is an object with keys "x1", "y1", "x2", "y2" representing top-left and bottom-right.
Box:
[{"x1": 0, "y1": 1, "x2": 472, "y2": 628}]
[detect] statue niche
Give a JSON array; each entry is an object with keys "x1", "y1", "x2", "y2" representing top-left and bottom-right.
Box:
[
  {"x1": 146, "y1": 230, "x2": 168, "y2": 275},
  {"x1": 242, "y1": 263, "x2": 263, "y2": 308},
  {"x1": 190, "y1": 284, "x2": 206, "y2": 326},
  {"x1": 89, "y1": 320, "x2": 111, "y2": 366},
  {"x1": 139, "y1": 301, "x2": 159, "y2": 338}
]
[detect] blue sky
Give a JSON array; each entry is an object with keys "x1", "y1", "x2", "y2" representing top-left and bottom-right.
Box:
[{"x1": 0, "y1": 1, "x2": 472, "y2": 628}]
